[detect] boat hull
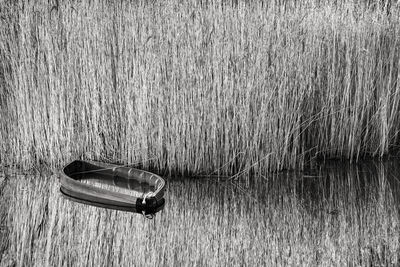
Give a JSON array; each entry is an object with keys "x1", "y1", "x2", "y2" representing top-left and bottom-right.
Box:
[{"x1": 60, "y1": 160, "x2": 166, "y2": 215}]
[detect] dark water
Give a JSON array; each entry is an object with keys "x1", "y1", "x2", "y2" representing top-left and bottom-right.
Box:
[{"x1": 1, "y1": 160, "x2": 400, "y2": 266}]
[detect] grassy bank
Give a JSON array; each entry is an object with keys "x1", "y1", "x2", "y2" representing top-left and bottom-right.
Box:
[{"x1": 1, "y1": 0, "x2": 400, "y2": 174}]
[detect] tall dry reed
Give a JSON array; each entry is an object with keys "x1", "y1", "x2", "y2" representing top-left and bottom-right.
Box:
[{"x1": 1, "y1": 0, "x2": 400, "y2": 174}]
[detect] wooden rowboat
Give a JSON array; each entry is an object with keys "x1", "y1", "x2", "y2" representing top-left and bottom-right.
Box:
[{"x1": 60, "y1": 160, "x2": 166, "y2": 216}]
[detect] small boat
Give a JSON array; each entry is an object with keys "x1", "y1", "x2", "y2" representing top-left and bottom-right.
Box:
[{"x1": 60, "y1": 160, "x2": 166, "y2": 216}]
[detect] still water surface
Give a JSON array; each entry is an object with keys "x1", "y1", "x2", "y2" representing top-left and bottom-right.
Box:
[{"x1": 1, "y1": 160, "x2": 400, "y2": 266}]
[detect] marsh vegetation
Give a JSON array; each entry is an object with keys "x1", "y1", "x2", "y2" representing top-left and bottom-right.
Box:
[
  {"x1": 1, "y1": 0, "x2": 400, "y2": 174},
  {"x1": 1, "y1": 0, "x2": 400, "y2": 265}
]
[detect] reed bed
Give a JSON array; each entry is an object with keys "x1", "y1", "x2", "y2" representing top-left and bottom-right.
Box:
[
  {"x1": 1, "y1": 161, "x2": 399, "y2": 266},
  {"x1": 1, "y1": 0, "x2": 400, "y2": 174}
]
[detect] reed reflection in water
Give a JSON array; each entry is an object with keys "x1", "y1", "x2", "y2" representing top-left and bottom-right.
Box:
[{"x1": 1, "y1": 160, "x2": 399, "y2": 266}]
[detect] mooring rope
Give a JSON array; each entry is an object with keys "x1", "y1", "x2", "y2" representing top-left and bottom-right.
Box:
[{"x1": 141, "y1": 191, "x2": 155, "y2": 219}]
